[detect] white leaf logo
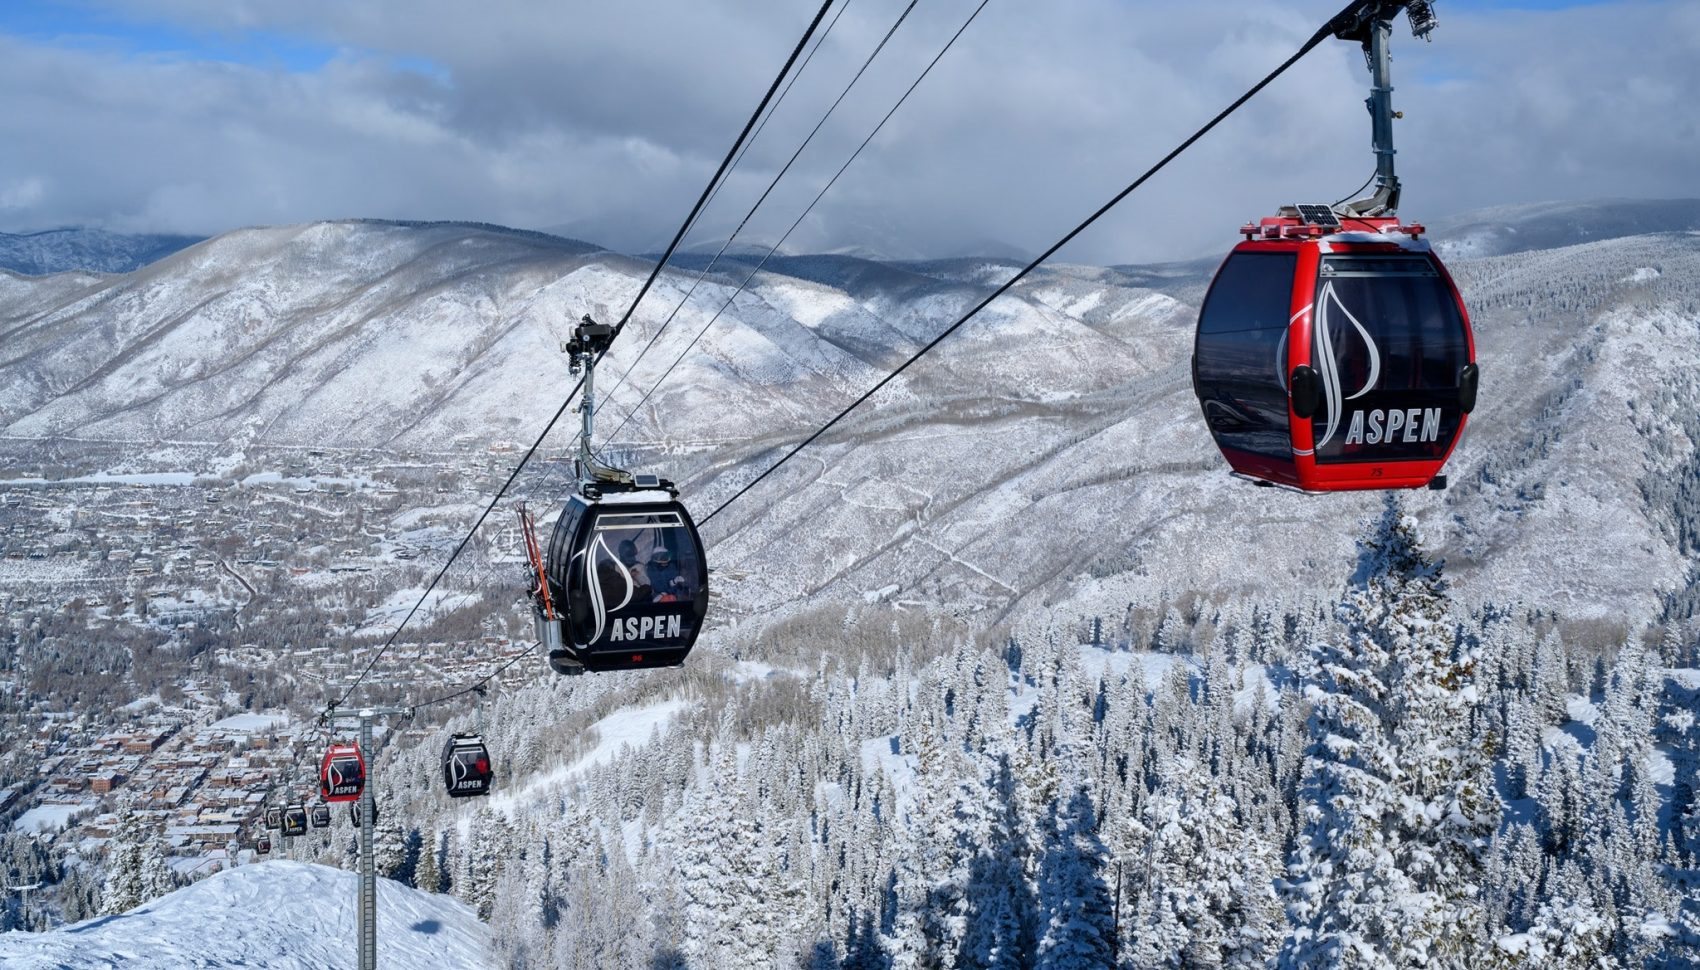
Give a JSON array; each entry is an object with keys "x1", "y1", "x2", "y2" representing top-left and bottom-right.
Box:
[
  {"x1": 1312, "y1": 280, "x2": 1381, "y2": 450},
  {"x1": 581, "y1": 533, "x2": 635, "y2": 644}
]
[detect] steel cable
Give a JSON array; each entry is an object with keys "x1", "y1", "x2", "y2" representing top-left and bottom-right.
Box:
[
  {"x1": 699, "y1": 10, "x2": 1346, "y2": 527},
  {"x1": 323, "y1": 0, "x2": 839, "y2": 716}
]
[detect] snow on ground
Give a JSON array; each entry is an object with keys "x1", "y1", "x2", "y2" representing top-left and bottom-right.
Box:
[
  {"x1": 12, "y1": 804, "x2": 89, "y2": 834},
  {"x1": 359, "y1": 587, "x2": 479, "y2": 630},
  {"x1": 1667, "y1": 667, "x2": 1700, "y2": 690},
  {"x1": 1234, "y1": 663, "x2": 1280, "y2": 715},
  {"x1": 4, "y1": 471, "x2": 199, "y2": 487},
  {"x1": 239, "y1": 471, "x2": 373, "y2": 490},
  {"x1": 0, "y1": 860, "x2": 492, "y2": 970},
  {"x1": 208, "y1": 712, "x2": 290, "y2": 733},
  {"x1": 861, "y1": 735, "x2": 916, "y2": 808},
  {"x1": 1075, "y1": 645, "x2": 1185, "y2": 692},
  {"x1": 485, "y1": 699, "x2": 687, "y2": 819},
  {"x1": 1648, "y1": 744, "x2": 1676, "y2": 787},
  {"x1": 729, "y1": 660, "x2": 804, "y2": 682}
]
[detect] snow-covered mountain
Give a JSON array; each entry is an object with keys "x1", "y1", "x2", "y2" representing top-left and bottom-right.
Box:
[
  {"x1": 0, "y1": 228, "x2": 204, "y2": 276},
  {"x1": 0, "y1": 860, "x2": 492, "y2": 969},
  {"x1": 6, "y1": 199, "x2": 1700, "y2": 968},
  {"x1": 1429, "y1": 198, "x2": 1700, "y2": 260},
  {"x1": 3, "y1": 202, "x2": 1699, "y2": 628}
]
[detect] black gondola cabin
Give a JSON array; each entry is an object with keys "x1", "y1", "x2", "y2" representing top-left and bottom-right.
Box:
[
  {"x1": 310, "y1": 804, "x2": 331, "y2": 829},
  {"x1": 281, "y1": 805, "x2": 308, "y2": 838},
  {"x1": 319, "y1": 743, "x2": 365, "y2": 804},
  {"x1": 534, "y1": 490, "x2": 709, "y2": 674},
  {"x1": 441, "y1": 734, "x2": 494, "y2": 798},
  {"x1": 1192, "y1": 213, "x2": 1477, "y2": 491}
]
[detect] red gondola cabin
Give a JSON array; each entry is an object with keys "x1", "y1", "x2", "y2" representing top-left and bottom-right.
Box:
[
  {"x1": 1192, "y1": 211, "x2": 1477, "y2": 491},
  {"x1": 319, "y1": 743, "x2": 366, "y2": 804}
]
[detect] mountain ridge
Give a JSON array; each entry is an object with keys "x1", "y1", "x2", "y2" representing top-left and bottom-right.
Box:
[{"x1": 3, "y1": 199, "x2": 1698, "y2": 628}]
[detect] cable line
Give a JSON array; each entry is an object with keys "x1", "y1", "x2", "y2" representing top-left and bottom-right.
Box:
[
  {"x1": 414, "y1": 641, "x2": 544, "y2": 710},
  {"x1": 699, "y1": 7, "x2": 1348, "y2": 528},
  {"x1": 600, "y1": 0, "x2": 993, "y2": 453},
  {"x1": 596, "y1": 0, "x2": 916, "y2": 416},
  {"x1": 637, "y1": 0, "x2": 856, "y2": 306},
  {"x1": 323, "y1": 0, "x2": 839, "y2": 716},
  {"x1": 609, "y1": 0, "x2": 839, "y2": 337}
]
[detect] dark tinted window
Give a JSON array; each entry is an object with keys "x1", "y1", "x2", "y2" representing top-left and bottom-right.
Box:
[
  {"x1": 1310, "y1": 255, "x2": 1469, "y2": 463},
  {"x1": 566, "y1": 507, "x2": 707, "y2": 652},
  {"x1": 1195, "y1": 252, "x2": 1297, "y2": 459}
]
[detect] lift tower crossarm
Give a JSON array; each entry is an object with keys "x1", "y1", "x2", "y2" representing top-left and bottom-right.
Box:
[{"x1": 1325, "y1": 1, "x2": 1439, "y2": 218}]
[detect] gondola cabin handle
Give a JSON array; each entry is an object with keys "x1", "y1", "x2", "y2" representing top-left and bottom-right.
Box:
[{"x1": 1289, "y1": 365, "x2": 1322, "y2": 420}]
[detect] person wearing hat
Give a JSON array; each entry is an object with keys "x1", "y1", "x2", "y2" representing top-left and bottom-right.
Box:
[{"x1": 647, "y1": 545, "x2": 687, "y2": 602}]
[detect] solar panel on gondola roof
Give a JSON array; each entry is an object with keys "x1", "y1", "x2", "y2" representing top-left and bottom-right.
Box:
[{"x1": 1296, "y1": 204, "x2": 1341, "y2": 227}]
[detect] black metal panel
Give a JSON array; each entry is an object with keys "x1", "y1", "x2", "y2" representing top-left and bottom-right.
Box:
[
  {"x1": 1195, "y1": 252, "x2": 1299, "y2": 460},
  {"x1": 1309, "y1": 255, "x2": 1470, "y2": 463},
  {"x1": 1296, "y1": 204, "x2": 1341, "y2": 227}
]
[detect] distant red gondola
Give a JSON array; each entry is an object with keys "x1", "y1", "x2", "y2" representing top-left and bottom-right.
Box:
[{"x1": 319, "y1": 743, "x2": 365, "y2": 804}]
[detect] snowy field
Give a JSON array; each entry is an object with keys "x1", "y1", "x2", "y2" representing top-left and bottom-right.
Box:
[
  {"x1": 207, "y1": 712, "x2": 290, "y2": 733},
  {"x1": 12, "y1": 804, "x2": 89, "y2": 834},
  {"x1": 0, "y1": 861, "x2": 492, "y2": 969},
  {"x1": 484, "y1": 698, "x2": 687, "y2": 819}
]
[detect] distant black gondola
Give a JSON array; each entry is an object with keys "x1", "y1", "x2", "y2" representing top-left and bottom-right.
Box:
[
  {"x1": 256, "y1": 837, "x2": 271, "y2": 854},
  {"x1": 310, "y1": 804, "x2": 331, "y2": 829},
  {"x1": 347, "y1": 802, "x2": 380, "y2": 827},
  {"x1": 264, "y1": 807, "x2": 283, "y2": 830},
  {"x1": 442, "y1": 733, "x2": 494, "y2": 798},
  {"x1": 281, "y1": 804, "x2": 308, "y2": 838}
]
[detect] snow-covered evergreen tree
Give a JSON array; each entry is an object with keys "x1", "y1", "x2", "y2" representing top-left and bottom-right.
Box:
[
  {"x1": 1127, "y1": 754, "x2": 1281, "y2": 967},
  {"x1": 100, "y1": 805, "x2": 175, "y2": 915},
  {"x1": 1280, "y1": 498, "x2": 1502, "y2": 968},
  {"x1": 1034, "y1": 777, "x2": 1114, "y2": 967}
]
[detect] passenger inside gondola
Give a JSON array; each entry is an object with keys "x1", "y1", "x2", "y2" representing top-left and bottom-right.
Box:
[{"x1": 649, "y1": 547, "x2": 686, "y2": 602}]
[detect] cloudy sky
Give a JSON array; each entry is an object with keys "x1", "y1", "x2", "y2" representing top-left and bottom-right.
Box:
[{"x1": 1, "y1": 0, "x2": 1694, "y2": 262}]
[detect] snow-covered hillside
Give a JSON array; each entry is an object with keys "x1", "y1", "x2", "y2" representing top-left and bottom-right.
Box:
[
  {"x1": 5, "y1": 203, "x2": 1700, "y2": 627},
  {"x1": 1429, "y1": 198, "x2": 1700, "y2": 260},
  {"x1": 0, "y1": 860, "x2": 492, "y2": 969},
  {"x1": 0, "y1": 228, "x2": 203, "y2": 276}
]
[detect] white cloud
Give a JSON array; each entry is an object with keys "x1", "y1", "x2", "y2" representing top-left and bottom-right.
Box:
[{"x1": 2, "y1": 0, "x2": 1693, "y2": 261}]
